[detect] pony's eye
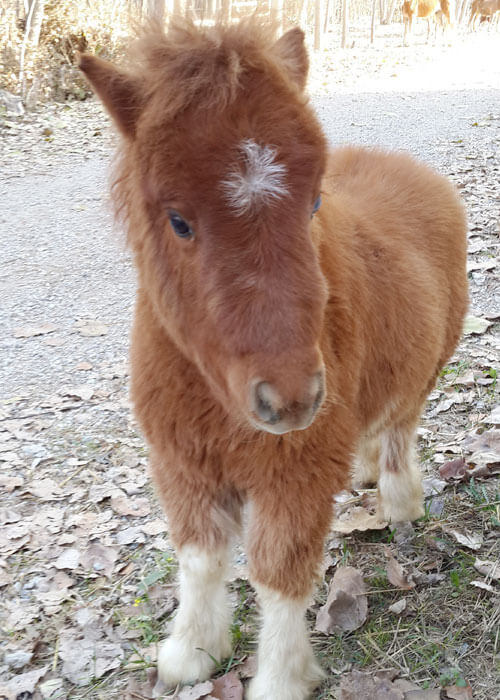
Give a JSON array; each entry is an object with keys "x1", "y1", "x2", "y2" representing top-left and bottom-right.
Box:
[
  {"x1": 312, "y1": 195, "x2": 322, "y2": 217},
  {"x1": 168, "y1": 211, "x2": 194, "y2": 239}
]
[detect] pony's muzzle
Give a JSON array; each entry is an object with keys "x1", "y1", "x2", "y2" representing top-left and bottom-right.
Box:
[{"x1": 250, "y1": 371, "x2": 325, "y2": 434}]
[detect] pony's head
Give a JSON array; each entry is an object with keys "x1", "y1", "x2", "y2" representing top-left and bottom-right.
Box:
[{"x1": 80, "y1": 19, "x2": 329, "y2": 434}]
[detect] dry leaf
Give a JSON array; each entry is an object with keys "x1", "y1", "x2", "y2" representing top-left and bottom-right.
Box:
[
  {"x1": 448, "y1": 530, "x2": 483, "y2": 551},
  {"x1": 75, "y1": 319, "x2": 109, "y2": 336},
  {"x1": 404, "y1": 690, "x2": 441, "y2": 699},
  {"x1": 444, "y1": 682, "x2": 473, "y2": 699},
  {"x1": 439, "y1": 458, "x2": 467, "y2": 481},
  {"x1": 473, "y1": 558, "x2": 500, "y2": 581},
  {"x1": 111, "y1": 493, "x2": 151, "y2": 517},
  {"x1": 75, "y1": 361, "x2": 93, "y2": 370},
  {"x1": 4, "y1": 650, "x2": 33, "y2": 670},
  {"x1": 80, "y1": 542, "x2": 119, "y2": 578},
  {"x1": 0, "y1": 475, "x2": 24, "y2": 492},
  {"x1": 62, "y1": 385, "x2": 94, "y2": 401},
  {"x1": 27, "y1": 477, "x2": 63, "y2": 501},
  {"x1": 39, "y1": 678, "x2": 65, "y2": 699},
  {"x1": 54, "y1": 547, "x2": 80, "y2": 570},
  {"x1": 339, "y1": 670, "x2": 404, "y2": 699},
  {"x1": 0, "y1": 665, "x2": 49, "y2": 698},
  {"x1": 331, "y1": 505, "x2": 388, "y2": 533},
  {"x1": 59, "y1": 631, "x2": 122, "y2": 685},
  {"x1": 142, "y1": 519, "x2": 168, "y2": 536},
  {"x1": 316, "y1": 566, "x2": 367, "y2": 633},
  {"x1": 14, "y1": 323, "x2": 57, "y2": 338},
  {"x1": 389, "y1": 598, "x2": 407, "y2": 614},
  {"x1": 463, "y1": 315, "x2": 492, "y2": 335},
  {"x1": 422, "y1": 477, "x2": 447, "y2": 497},
  {"x1": 470, "y1": 580, "x2": 496, "y2": 593},
  {"x1": 211, "y1": 671, "x2": 244, "y2": 700},
  {"x1": 177, "y1": 680, "x2": 214, "y2": 699},
  {"x1": 385, "y1": 548, "x2": 416, "y2": 590},
  {"x1": 481, "y1": 406, "x2": 500, "y2": 425}
]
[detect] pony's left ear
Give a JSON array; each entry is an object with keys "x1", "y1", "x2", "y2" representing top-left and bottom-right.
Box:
[
  {"x1": 272, "y1": 27, "x2": 309, "y2": 91},
  {"x1": 78, "y1": 53, "x2": 143, "y2": 139}
]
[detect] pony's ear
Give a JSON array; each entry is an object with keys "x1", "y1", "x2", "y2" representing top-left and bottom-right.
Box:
[
  {"x1": 78, "y1": 54, "x2": 143, "y2": 138},
  {"x1": 272, "y1": 27, "x2": 309, "y2": 91}
]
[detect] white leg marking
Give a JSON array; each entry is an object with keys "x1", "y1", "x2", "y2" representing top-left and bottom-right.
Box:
[
  {"x1": 378, "y1": 428, "x2": 424, "y2": 522},
  {"x1": 352, "y1": 435, "x2": 380, "y2": 487},
  {"x1": 157, "y1": 545, "x2": 232, "y2": 686},
  {"x1": 247, "y1": 585, "x2": 324, "y2": 700}
]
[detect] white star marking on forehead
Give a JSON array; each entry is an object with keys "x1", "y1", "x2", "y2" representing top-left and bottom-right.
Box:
[{"x1": 221, "y1": 139, "x2": 288, "y2": 215}]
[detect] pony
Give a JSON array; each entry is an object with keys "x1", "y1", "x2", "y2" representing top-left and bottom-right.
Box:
[
  {"x1": 401, "y1": 0, "x2": 454, "y2": 43},
  {"x1": 79, "y1": 18, "x2": 468, "y2": 699}
]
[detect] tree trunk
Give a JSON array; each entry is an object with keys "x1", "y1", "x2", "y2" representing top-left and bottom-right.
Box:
[
  {"x1": 143, "y1": 0, "x2": 166, "y2": 21},
  {"x1": 27, "y1": 0, "x2": 45, "y2": 47},
  {"x1": 314, "y1": 0, "x2": 324, "y2": 49},
  {"x1": 341, "y1": 0, "x2": 349, "y2": 47},
  {"x1": 371, "y1": 0, "x2": 377, "y2": 41},
  {"x1": 383, "y1": 0, "x2": 398, "y2": 23},
  {"x1": 18, "y1": 0, "x2": 46, "y2": 98}
]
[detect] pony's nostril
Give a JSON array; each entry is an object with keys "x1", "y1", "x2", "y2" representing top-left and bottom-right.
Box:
[{"x1": 253, "y1": 381, "x2": 281, "y2": 424}]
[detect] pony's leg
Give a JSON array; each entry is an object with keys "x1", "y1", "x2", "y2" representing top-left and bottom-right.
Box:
[
  {"x1": 245, "y1": 488, "x2": 334, "y2": 700},
  {"x1": 352, "y1": 434, "x2": 380, "y2": 488},
  {"x1": 155, "y1": 479, "x2": 241, "y2": 686},
  {"x1": 377, "y1": 420, "x2": 424, "y2": 523}
]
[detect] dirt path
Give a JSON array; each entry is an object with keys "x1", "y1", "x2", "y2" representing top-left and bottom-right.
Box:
[{"x1": 0, "y1": 25, "x2": 499, "y2": 700}]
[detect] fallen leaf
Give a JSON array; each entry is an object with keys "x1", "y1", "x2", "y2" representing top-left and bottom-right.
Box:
[
  {"x1": 470, "y1": 579, "x2": 496, "y2": 593},
  {"x1": 388, "y1": 598, "x2": 407, "y2": 614},
  {"x1": 75, "y1": 319, "x2": 109, "y2": 336},
  {"x1": 439, "y1": 458, "x2": 467, "y2": 481},
  {"x1": 142, "y1": 518, "x2": 168, "y2": 536},
  {"x1": 177, "y1": 680, "x2": 214, "y2": 699},
  {"x1": 236, "y1": 655, "x2": 257, "y2": 679},
  {"x1": 339, "y1": 670, "x2": 404, "y2": 699},
  {"x1": 111, "y1": 493, "x2": 151, "y2": 517},
  {"x1": 4, "y1": 650, "x2": 33, "y2": 670},
  {"x1": 444, "y1": 682, "x2": 473, "y2": 699},
  {"x1": 481, "y1": 406, "x2": 500, "y2": 425},
  {"x1": 211, "y1": 671, "x2": 244, "y2": 699},
  {"x1": 80, "y1": 542, "x2": 119, "y2": 578},
  {"x1": 0, "y1": 475, "x2": 24, "y2": 492},
  {"x1": 384, "y1": 548, "x2": 416, "y2": 590},
  {"x1": 404, "y1": 690, "x2": 441, "y2": 699},
  {"x1": 448, "y1": 530, "x2": 483, "y2": 551},
  {"x1": 331, "y1": 505, "x2": 388, "y2": 533},
  {"x1": 473, "y1": 558, "x2": 500, "y2": 582},
  {"x1": 59, "y1": 631, "x2": 122, "y2": 685},
  {"x1": 0, "y1": 665, "x2": 49, "y2": 697},
  {"x1": 422, "y1": 477, "x2": 447, "y2": 497},
  {"x1": 75, "y1": 361, "x2": 93, "y2": 370},
  {"x1": 14, "y1": 323, "x2": 58, "y2": 338},
  {"x1": 39, "y1": 677, "x2": 65, "y2": 699},
  {"x1": 463, "y1": 315, "x2": 492, "y2": 335},
  {"x1": 316, "y1": 566, "x2": 367, "y2": 633},
  {"x1": 61, "y1": 385, "x2": 94, "y2": 401},
  {"x1": 27, "y1": 478, "x2": 63, "y2": 501},
  {"x1": 54, "y1": 547, "x2": 80, "y2": 570}
]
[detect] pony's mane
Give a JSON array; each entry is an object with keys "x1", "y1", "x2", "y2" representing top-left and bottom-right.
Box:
[{"x1": 127, "y1": 18, "x2": 293, "y2": 120}]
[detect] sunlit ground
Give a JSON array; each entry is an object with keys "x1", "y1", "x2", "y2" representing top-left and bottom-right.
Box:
[{"x1": 307, "y1": 21, "x2": 500, "y2": 94}]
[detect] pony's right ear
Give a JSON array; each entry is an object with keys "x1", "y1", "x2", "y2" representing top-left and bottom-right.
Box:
[{"x1": 78, "y1": 54, "x2": 143, "y2": 138}]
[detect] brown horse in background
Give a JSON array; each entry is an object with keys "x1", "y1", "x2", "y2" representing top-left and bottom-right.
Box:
[
  {"x1": 402, "y1": 0, "x2": 454, "y2": 43},
  {"x1": 79, "y1": 18, "x2": 468, "y2": 699}
]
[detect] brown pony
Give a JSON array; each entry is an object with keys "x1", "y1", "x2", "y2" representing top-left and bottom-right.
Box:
[
  {"x1": 79, "y1": 19, "x2": 468, "y2": 700},
  {"x1": 402, "y1": 0, "x2": 454, "y2": 43}
]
